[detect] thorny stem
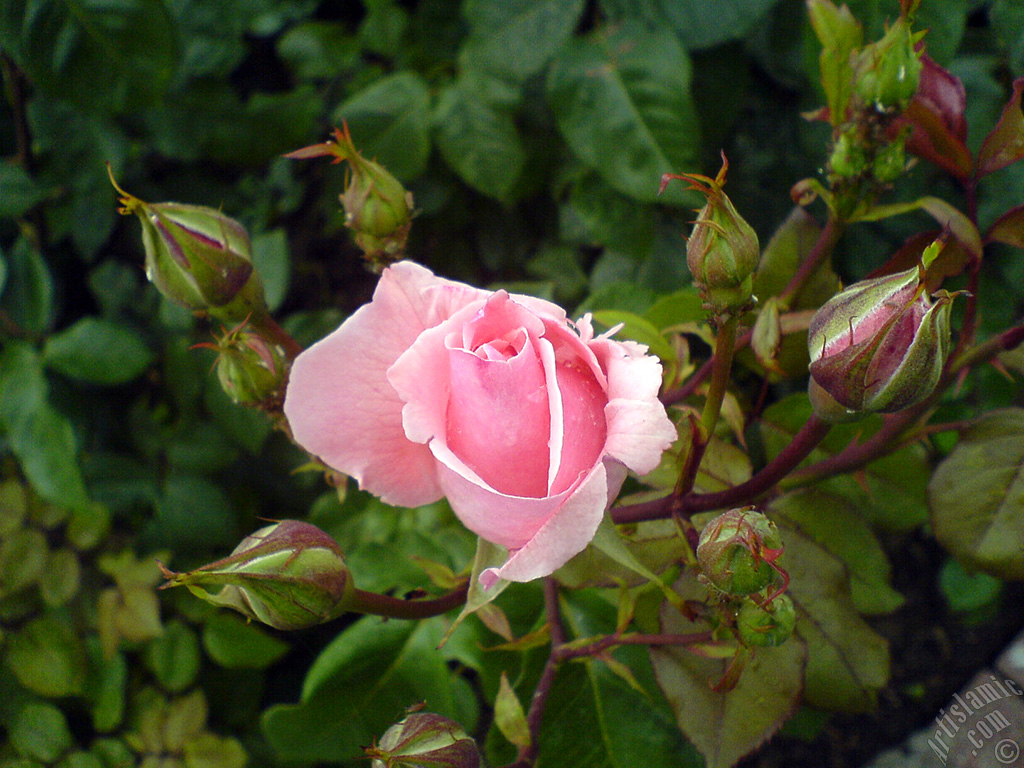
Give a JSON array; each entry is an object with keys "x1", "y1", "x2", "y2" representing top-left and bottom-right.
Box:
[
  {"x1": 501, "y1": 579, "x2": 714, "y2": 768},
  {"x1": 673, "y1": 315, "x2": 739, "y2": 500},
  {"x1": 614, "y1": 415, "x2": 831, "y2": 524},
  {"x1": 506, "y1": 579, "x2": 565, "y2": 768},
  {"x1": 347, "y1": 582, "x2": 468, "y2": 620}
]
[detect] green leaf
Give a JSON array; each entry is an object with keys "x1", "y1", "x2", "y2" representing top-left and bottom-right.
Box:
[
  {"x1": 0, "y1": 238, "x2": 54, "y2": 335},
  {"x1": 0, "y1": 344, "x2": 92, "y2": 513},
  {"x1": 494, "y1": 673, "x2": 531, "y2": 751},
  {"x1": 277, "y1": 21, "x2": 360, "y2": 80},
  {"x1": 433, "y1": 81, "x2": 526, "y2": 201},
  {"x1": 938, "y1": 557, "x2": 1004, "y2": 619},
  {"x1": 650, "y1": 570, "x2": 806, "y2": 768},
  {"x1": 563, "y1": 172, "x2": 656, "y2": 257},
  {"x1": 87, "y1": 643, "x2": 128, "y2": 733},
  {"x1": 251, "y1": 229, "x2": 290, "y2": 313},
  {"x1": 262, "y1": 616, "x2": 476, "y2": 763},
  {"x1": 929, "y1": 408, "x2": 1024, "y2": 579},
  {"x1": 546, "y1": 21, "x2": 700, "y2": 204},
  {"x1": 0, "y1": 164, "x2": 48, "y2": 219},
  {"x1": 10, "y1": 702, "x2": 73, "y2": 763},
  {"x1": 202, "y1": 612, "x2": 289, "y2": 669},
  {"x1": 992, "y1": 0, "x2": 1024, "y2": 78},
  {"x1": 769, "y1": 489, "x2": 904, "y2": 615},
  {"x1": 653, "y1": 0, "x2": 783, "y2": 51},
  {"x1": 143, "y1": 619, "x2": 200, "y2": 693},
  {"x1": 0, "y1": 528, "x2": 48, "y2": 598},
  {"x1": 43, "y1": 318, "x2": 155, "y2": 386},
  {"x1": 780, "y1": 520, "x2": 890, "y2": 712},
  {"x1": 461, "y1": 0, "x2": 586, "y2": 82},
  {"x1": 334, "y1": 72, "x2": 433, "y2": 181},
  {"x1": 6, "y1": 613, "x2": 88, "y2": 697},
  {"x1": 358, "y1": 0, "x2": 409, "y2": 58},
  {"x1": 0, "y1": 0, "x2": 179, "y2": 113}
]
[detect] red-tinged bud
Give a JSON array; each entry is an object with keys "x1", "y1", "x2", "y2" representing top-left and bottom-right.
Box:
[
  {"x1": 737, "y1": 593, "x2": 796, "y2": 648},
  {"x1": 285, "y1": 124, "x2": 413, "y2": 269},
  {"x1": 366, "y1": 711, "x2": 481, "y2": 768},
  {"x1": 661, "y1": 155, "x2": 760, "y2": 314},
  {"x1": 696, "y1": 508, "x2": 786, "y2": 598},
  {"x1": 158, "y1": 520, "x2": 354, "y2": 631},
  {"x1": 201, "y1": 321, "x2": 289, "y2": 408},
  {"x1": 109, "y1": 167, "x2": 267, "y2": 322},
  {"x1": 807, "y1": 238, "x2": 958, "y2": 419},
  {"x1": 853, "y1": 16, "x2": 923, "y2": 114}
]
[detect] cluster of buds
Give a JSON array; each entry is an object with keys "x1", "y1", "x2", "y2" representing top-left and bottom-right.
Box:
[
  {"x1": 807, "y1": 236, "x2": 957, "y2": 421},
  {"x1": 366, "y1": 709, "x2": 481, "y2": 768},
  {"x1": 808, "y1": 0, "x2": 925, "y2": 215},
  {"x1": 196, "y1": 319, "x2": 289, "y2": 409},
  {"x1": 108, "y1": 167, "x2": 268, "y2": 326},
  {"x1": 696, "y1": 508, "x2": 795, "y2": 649},
  {"x1": 158, "y1": 520, "x2": 354, "y2": 631},
  {"x1": 286, "y1": 124, "x2": 414, "y2": 270},
  {"x1": 696, "y1": 508, "x2": 787, "y2": 601},
  {"x1": 661, "y1": 156, "x2": 760, "y2": 316}
]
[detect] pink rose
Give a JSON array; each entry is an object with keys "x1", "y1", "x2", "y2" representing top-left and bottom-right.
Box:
[{"x1": 283, "y1": 262, "x2": 676, "y2": 586}]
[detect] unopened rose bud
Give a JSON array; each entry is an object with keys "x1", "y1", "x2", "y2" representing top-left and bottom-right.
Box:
[
  {"x1": 662, "y1": 156, "x2": 760, "y2": 314},
  {"x1": 159, "y1": 520, "x2": 354, "y2": 631},
  {"x1": 285, "y1": 125, "x2": 413, "y2": 269},
  {"x1": 202, "y1": 322, "x2": 288, "y2": 408},
  {"x1": 807, "y1": 239, "x2": 957, "y2": 419},
  {"x1": 696, "y1": 508, "x2": 785, "y2": 597},
  {"x1": 853, "y1": 16, "x2": 923, "y2": 113},
  {"x1": 737, "y1": 594, "x2": 796, "y2": 647},
  {"x1": 109, "y1": 167, "x2": 267, "y2": 323},
  {"x1": 366, "y1": 712, "x2": 480, "y2": 768}
]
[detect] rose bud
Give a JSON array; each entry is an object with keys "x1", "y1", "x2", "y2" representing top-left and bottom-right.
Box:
[
  {"x1": 366, "y1": 712, "x2": 480, "y2": 768},
  {"x1": 158, "y1": 520, "x2": 354, "y2": 631},
  {"x1": 109, "y1": 167, "x2": 267, "y2": 323},
  {"x1": 807, "y1": 249, "x2": 956, "y2": 419},
  {"x1": 736, "y1": 593, "x2": 797, "y2": 648},
  {"x1": 199, "y1": 322, "x2": 289, "y2": 408},
  {"x1": 285, "y1": 125, "x2": 413, "y2": 269},
  {"x1": 696, "y1": 508, "x2": 786, "y2": 598},
  {"x1": 853, "y1": 16, "x2": 923, "y2": 113},
  {"x1": 283, "y1": 262, "x2": 676, "y2": 587},
  {"x1": 661, "y1": 155, "x2": 760, "y2": 314}
]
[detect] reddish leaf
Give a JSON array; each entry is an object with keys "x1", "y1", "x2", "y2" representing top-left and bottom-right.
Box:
[
  {"x1": 977, "y1": 78, "x2": 1024, "y2": 177},
  {"x1": 985, "y1": 204, "x2": 1024, "y2": 250},
  {"x1": 895, "y1": 55, "x2": 972, "y2": 180}
]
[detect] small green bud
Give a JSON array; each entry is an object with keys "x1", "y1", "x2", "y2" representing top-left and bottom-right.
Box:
[
  {"x1": 661, "y1": 156, "x2": 760, "y2": 314},
  {"x1": 872, "y1": 136, "x2": 907, "y2": 183},
  {"x1": 367, "y1": 711, "x2": 481, "y2": 768},
  {"x1": 828, "y1": 126, "x2": 869, "y2": 181},
  {"x1": 737, "y1": 594, "x2": 797, "y2": 647},
  {"x1": 807, "y1": 241, "x2": 957, "y2": 418},
  {"x1": 159, "y1": 520, "x2": 354, "y2": 631},
  {"x1": 285, "y1": 124, "x2": 413, "y2": 269},
  {"x1": 109, "y1": 167, "x2": 267, "y2": 322},
  {"x1": 200, "y1": 321, "x2": 288, "y2": 408},
  {"x1": 853, "y1": 17, "x2": 923, "y2": 113},
  {"x1": 696, "y1": 508, "x2": 786, "y2": 598}
]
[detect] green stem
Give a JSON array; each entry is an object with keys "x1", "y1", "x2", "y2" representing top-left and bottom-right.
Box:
[
  {"x1": 248, "y1": 310, "x2": 304, "y2": 361},
  {"x1": 347, "y1": 582, "x2": 468, "y2": 620}
]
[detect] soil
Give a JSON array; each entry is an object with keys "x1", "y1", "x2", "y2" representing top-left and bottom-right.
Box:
[{"x1": 740, "y1": 531, "x2": 1024, "y2": 768}]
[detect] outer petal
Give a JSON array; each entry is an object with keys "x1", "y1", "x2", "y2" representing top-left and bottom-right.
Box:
[
  {"x1": 478, "y1": 463, "x2": 610, "y2": 586},
  {"x1": 589, "y1": 336, "x2": 676, "y2": 474},
  {"x1": 283, "y1": 262, "x2": 487, "y2": 507}
]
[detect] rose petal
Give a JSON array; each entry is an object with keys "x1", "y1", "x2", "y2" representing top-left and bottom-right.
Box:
[
  {"x1": 478, "y1": 463, "x2": 611, "y2": 586},
  {"x1": 284, "y1": 262, "x2": 486, "y2": 507},
  {"x1": 590, "y1": 336, "x2": 676, "y2": 473},
  {"x1": 431, "y1": 441, "x2": 568, "y2": 549}
]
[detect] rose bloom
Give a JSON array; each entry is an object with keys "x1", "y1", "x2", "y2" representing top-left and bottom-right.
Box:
[{"x1": 284, "y1": 262, "x2": 676, "y2": 586}]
